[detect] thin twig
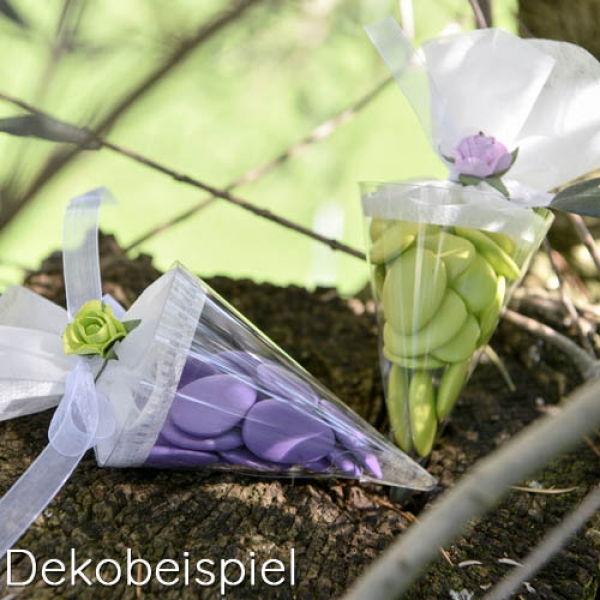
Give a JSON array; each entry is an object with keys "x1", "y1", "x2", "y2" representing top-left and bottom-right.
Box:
[
  {"x1": 484, "y1": 485, "x2": 600, "y2": 600},
  {"x1": 542, "y1": 238, "x2": 596, "y2": 355},
  {"x1": 343, "y1": 378, "x2": 600, "y2": 600},
  {"x1": 0, "y1": 92, "x2": 366, "y2": 260},
  {"x1": 0, "y1": 0, "x2": 266, "y2": 231},
  {"x1": 567, "y1": 213, "x2": 600, "y2": 272},
  {"x1": 503, "y1": 309, "x2": 600, "y2": 381},
  {"x1": 101, "y1": 137, "x2": 365, "y2": 259},
  {"x1": 467, "y1": 0, "x2": 490, "y2": 28},
  {"x1": 124, "y1": 77, "x2": 392, "y2": 252}
]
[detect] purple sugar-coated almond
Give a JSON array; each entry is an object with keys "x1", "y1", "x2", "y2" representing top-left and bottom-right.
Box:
[
  {"x1": 219, "y1": 447, "x2": 288, "y2": 471},
  {"x1": 160, "y1": 418, "x2": 244, "y2": 451},
  {"x1": 242, "y1": 399, "x2": 335, "y2": 464},
  {"x1": 319, "y1": 399, "x2": 383, "y2": 479},
  {"x1": 303, "y1": 458, "x2": 331, "y2": 473},
  {"x1": 144, "y1": 445, "x2": 219, "y2": 468},
  {"x1": 361, "y1": 453, "x2": 383, "y2": 480},
  {"x1": 178, "y1": 356, "x2": 219, "y2": 389},
  {"x1": 171, "y1": 374, "x2": 257, "y2": 438},
  {"x1": 212, "y1": 350, "x2": 261, "y2": 378},
  {"x1": 329, "y1": 449, "x2": 362, "y2": 477},
  {"x1": 256, "y1": 362, "x2": 317, "y2": 402}
]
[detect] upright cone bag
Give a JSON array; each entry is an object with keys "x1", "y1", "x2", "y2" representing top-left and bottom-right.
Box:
[
  {"x1": 94, "y1": 264, "x2": 436, "y2": 490},
  {"x1": 361, "y1": 181, "x2": 553, "y2": 458}
]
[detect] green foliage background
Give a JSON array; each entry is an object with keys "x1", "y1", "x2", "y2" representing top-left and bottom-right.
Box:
[{"x1": 0, "y1": 0, "x2": 517, "y2": 293}]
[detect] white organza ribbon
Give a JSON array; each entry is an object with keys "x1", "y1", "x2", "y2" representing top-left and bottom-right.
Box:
[
  {"x1": 0, "y1": 188, "x2": 116, "y2": 556},
  {"x1": 365, "y1": 16, "x2": 600, "y2": 197}
]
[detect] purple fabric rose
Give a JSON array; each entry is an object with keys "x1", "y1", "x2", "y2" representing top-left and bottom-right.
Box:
[{"x1": 453, "y1": 134, "x2": 513, "y2": 178}]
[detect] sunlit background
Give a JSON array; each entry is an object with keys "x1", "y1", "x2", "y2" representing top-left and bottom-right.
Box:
[{"x1": 0, "y1": 0, "x2": 518, "y2": 294}]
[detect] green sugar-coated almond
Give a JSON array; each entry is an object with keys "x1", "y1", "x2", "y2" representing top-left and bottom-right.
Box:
[
  {"x1": 373, "y1": 264, "x2": 386, "y2": 298},
  {"x1": 481, "y1": 230, "x2": 516, "y2": 255},
  {"x1": 451, "y1": 253, "x2": 498, "y2": 314},
  {"x1": 369, "y1": 218, "x2": 394, "y2": 242},
  {"x1": 387, "y1": 365, "x2": 413, "y2": 453},
  {"x1": 383, "y1": 289, "x2": 468, "y2": 357},
  {"x1": 370, "y1": 221, "x2": 420, "y2": 264},
  {"x1": 478, "y1": 275, "x2": 506, "y2": 345},
  {"x1": 383, "y1": 346, "x2": 445, "y2": 370},
  {"x1": 382, "y1": 247, "x2": 447, "y2": 334},
  {"x1": 432, "y1": 314, "x2": 481, "y2": 363},
  {"x1": 423, "y1": 231, "x2": 476, "y2": 282},
  {"x1": 455, "y1": 227, "x2": 521, "y2": 280},
  {"x1": 408, "y1": 370, "x2": 437, "y2": 457},
  {"x1": 437, "y1": 359, "x2": 470, "y2": 420}
]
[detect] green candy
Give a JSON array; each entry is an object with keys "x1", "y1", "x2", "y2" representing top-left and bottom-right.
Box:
[
  {"x1": 383, "y1": 347, "x2": 445, "y2": 370},
  {"x1": 478, "y1": 275, "x2": 506, "y2": 345},
  {"x1": 455, "y1": 226, "x2": 521, "y2": 280},
  {"x1": 386, "y1": 365, "x2": 413, "y2": 453},
  {"x1": 432, "y1": 314, "x2": 481, "y2": 363},
  {"x1": 382, "y1": 247, "x2": 447, "y2": 334},
  {"x1": 408, "y1": 371, "x2": 437, "y2": 457},
  {"x1": 451, "y1": 253, "x2": 497, "y2": 314},
  {"x1": 369, "y1": 221, "x2": 420, "y2": 264},
  {"x1": 423, "y1": 231, "x2": 476, "y2": 282},
  {"x1": 383, "y1": 289, "x2": 468, "y2": 357},
  {"x1": 437, "y1": 360, "x2": 470, "y2": 420},
  {"x1": 369, "y1": 218, "x2": 393, "y2": 242},
  {"x1": 481, "y1": 230, "x2": 516, "y2": 255},
  {"x1": 373, "y1": 264, "x2": 386, "y2": 298}
]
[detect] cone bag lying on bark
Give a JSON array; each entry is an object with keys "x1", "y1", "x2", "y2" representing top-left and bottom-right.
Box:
[
  {"x1": 362, "y1": 18, "x2": 600, "y2": 458},
  {"x1": 0, "y1": 188, "x2": 436, "y2": 557}
]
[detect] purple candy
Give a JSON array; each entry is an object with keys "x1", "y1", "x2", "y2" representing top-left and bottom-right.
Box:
[
  {"x1": 242, "y1": 399, "x2": 335, "y2": 464},
  {"x1": 171, "y1": 374, "x2": 257, "y2": 438},
  {"x1": 329, "y1": 449, "x2": 362, "y2": 477},
  {"x1": 160, "y1": 418, "x2": 244, "y2": 451},
  {"x1": 145, "y1": 445, "x2": 219, "y2": 468},
  {"x1": 212, "y1": 350, "x2": 261, "y2": 378},
  {"x1": 178, "y1": 356, "x2": 219, "y2": 389},
  {"x1": 256, "y1": 362, "x2": 317, "y2": 402},
  {"x1": 319, "y1": 399, "x2": 383, "y2": 479},
  {"x1": 303, "y1": 458, "x2": 331, "y2": 473},
  {"x1": 219, "y1": 447, "x2": 287, "y2": 471}
]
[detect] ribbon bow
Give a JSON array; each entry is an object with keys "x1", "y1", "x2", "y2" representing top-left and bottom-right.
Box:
[{"x1": 0, "y1": 188, "x2": 118, "y2": 556}]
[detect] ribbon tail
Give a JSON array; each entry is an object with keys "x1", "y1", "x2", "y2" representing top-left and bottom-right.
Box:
[
  {"x1": 0, "y1": 445, "x2": 85, "y2": 555},
  {"x1": 364, "y1": 16, "x2": 458, "y2": 156},
  {"x1": 63, "y1": 187, "x2": 115, "y2": 318}
]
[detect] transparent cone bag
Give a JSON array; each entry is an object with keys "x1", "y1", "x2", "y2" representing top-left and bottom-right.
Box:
[
  {"x1": 94, "y1": 264, "x2": 435, "y2": 491},
  {"x1": 361, "y1": 181, "x2": 554, "y2": 459}
]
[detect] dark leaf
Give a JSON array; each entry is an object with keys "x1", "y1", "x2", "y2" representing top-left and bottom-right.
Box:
[
  {"x1": 104, "y1": 347, "x2": 119, "y2": 361},
  {"x1": 458, "y1": 174, "x2": 483, "y2": 187},
  {"x1": 122, "y1": 319, "x2": 141, "y2": 333},
  {"x1": 550, "y1": 178, "x2": 600, "y2": 218},
  {"x1": 0, "y1": 115, "x2": 101, "y2": 149},
  {"x1": 485, "y1": 176, "x2": 509, "y2": 198},
  {"x1": 0, "y1": 0, "x2": 27, "y2": 28}
]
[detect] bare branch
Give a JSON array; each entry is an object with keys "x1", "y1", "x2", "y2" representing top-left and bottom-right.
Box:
[
  {"x1": 503, "y1": 309, "x2": 600, "y2": 381},
  {"x1": 124, "y1": 77, "x2": 392, "y2": 252},
  {"x1": 567, "y1": 213, "x2": 600, "y2": 272},
  {"x1": 343, "y1": 378, "x2": 600, "y2": 600},
  {"x1": 467, "y1": 0, "x2": 490, "y2": 28},
  {"x1": 0, "y1": 92, "x2": 366, "y2": 260},
  {"x1": 100, "y1": 137, "x2": 366, "y2": 259},
  {"x1": 484, "y1": 485, "x2": 600, "y2": 600},
  {"x1": 542, "y1": 237, "x2": 596, "y2": 355}
]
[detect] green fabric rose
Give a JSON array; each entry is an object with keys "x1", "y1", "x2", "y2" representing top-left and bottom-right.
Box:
[{"x1": 63, "y1": 300, "x2": 138, "y2": 359}]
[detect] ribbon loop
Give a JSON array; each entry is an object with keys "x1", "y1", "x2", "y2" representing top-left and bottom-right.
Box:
[{"x1": 0, "y1": 189, "x2": 118, "y2": 558}]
